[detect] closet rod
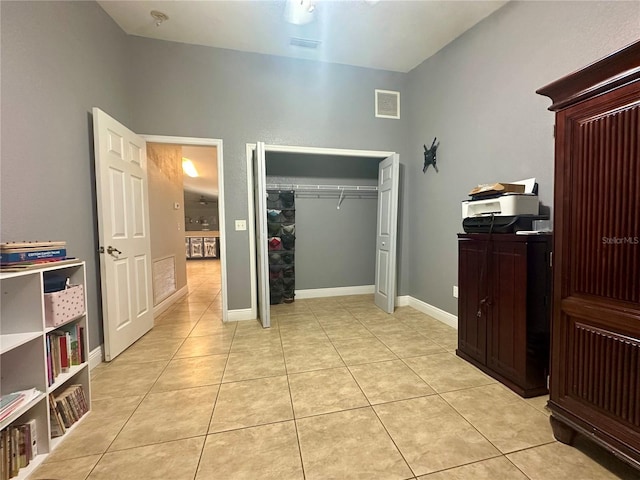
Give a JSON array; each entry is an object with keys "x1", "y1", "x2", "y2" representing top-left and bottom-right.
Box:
[{"x1": 266, "y1": 183, "x2": 378, "y2": 193}]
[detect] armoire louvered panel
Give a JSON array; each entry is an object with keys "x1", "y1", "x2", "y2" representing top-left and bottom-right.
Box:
[
  {"x1": 570, "y1": 101, "x2": 640, "y2": 305},
  {"x1": 538, "y1": 40, "x2": 640, "y2": 470},
  {"x1": 570, "y1": 321, "x2": 640, "y2": 428}
]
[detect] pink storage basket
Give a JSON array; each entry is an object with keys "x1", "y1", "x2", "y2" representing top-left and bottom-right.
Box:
[{"x1": 44, "y1": 285, "x2": 84, "y2": 327}]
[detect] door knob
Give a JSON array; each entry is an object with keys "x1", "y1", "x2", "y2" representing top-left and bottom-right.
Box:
[{"x1": 106, "y1": 246, "x2": 122, "y2": 256}]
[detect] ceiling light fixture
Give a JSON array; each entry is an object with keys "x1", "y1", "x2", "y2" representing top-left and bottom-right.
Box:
[
  {"x1": 284, "y1": 0, "x2": 316, "y2": 25},
  {"x1": 150, "y1": 10, "x2": 169, "y2": 27},
  {"x1": 182, "y1": 158, "x2": 198, "y2": 177}
]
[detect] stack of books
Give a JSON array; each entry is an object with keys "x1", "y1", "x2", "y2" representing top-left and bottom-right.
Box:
[
  {"x1": 46, "y1": 326, "x2": 85, "y2": 386},
  {"x1": 49, "y1": 385, "x2": 88, "y2": 437},
  {"x1": 0, "y1": 241, "x2": 72, "y2": 270},
  {"x1": 0, "y1": 420, "x2": 37, "y2": 480},
  {"x1": 0, "y1": 389, "x2": 40, "y2": 424}
]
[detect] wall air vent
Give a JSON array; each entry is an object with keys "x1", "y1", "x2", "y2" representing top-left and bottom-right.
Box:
[
  {"x1": 290, "y1": 37, "x2": 321, "y2": 49},
  {"x1": 375, "y1": 89, "x2": 400, "y2": 119}
]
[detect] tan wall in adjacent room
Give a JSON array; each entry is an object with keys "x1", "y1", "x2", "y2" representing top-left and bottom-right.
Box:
[{"x1": 147, "y1": 143, "x2": 187, "y2": 304}]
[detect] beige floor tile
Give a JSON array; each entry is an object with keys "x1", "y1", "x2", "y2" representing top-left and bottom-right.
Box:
[
  {"x1": 296, "y1": 407, "x2": 413, "y2": 480},
  {"x1": 209, "y1": 376, "x2": 293, "y2": 433},
  {"x1": 364, "y1": 318, "x2": 415, "y2": 333},
  {"x1": 416, "y1": 456, "x2": 529, "y2": 479},
  {"x1": 197, "y1": 422, "x2": 304, "y2": 480},
  {"x1": 90, "y1": 361, "x2": 168, "y2": 400},
  {"x1": 174, "y1": 333, "x2": 233, "y2": 357},
  {"x1": 321, "y1": 323, "x2": 375, "y2": 341},
  {"x1": 279, "y1": 328, "x2": 330, "y2": 347},
  {"x1": 374, "y1": 396, "x2": 500, "y2": 476},
  {"x1": 234, "y1": 320, "x2": 280, "y2": 337},
  {"x1": 427, "y1": 331, "x2": 458, "y2": 351},
  {"x1": 189, "y1": 319, "x2": 236, "y2": 337},
  {"x1": 230, "y1": 331, "x2": 283, "y2": 352},
  {"x1": 198, "y1": 311, "x2": 224, "y2": 322},
  {"x1": 525, "y1": 394, "x2": 550, "y2": 415},
  {"x1": 170, "y1": 302, "x2": 210, "y2": 316},
  {"x1": 110, "y1": 385, "x2": 218, "y2": 450},
  {"x1": 376, "y1": 332, "x2": 447, "y2": 358},
  {"x1": 222, "y1": 349, "x2": 287, "y2": 382},
  {"x1": 89, "y1": 437, "x2": 205, "y2": 480},
  {"x1": 288, "y1": 367, "x2": 369, "y2": 417},
  {"x1": 403, "y1": 353, "x2": 495, "y2": 393},
  {"x1": 332, "y1": 336, "x2": 398, "y2": 365},
  {"x1": 507, "y1": 439, "x2": 640, "y2": 480},
  {"x1": 283, "y1": 342, "x2": 345, "y2": 374},
  {"x1": 109, "y1": 336, "x2": 184, "y2": 365},
  {"x1": 151, "y1": 354, "x2": 228, "y2": 392},
  {"x1": 45, "y1": 396, "x2": 144, "y2": 461},
  {"x1": 31, "y1": 454, "x2": 101, "y2": 480},
  {"x1": 271, "y1": 303, "x2": 311, "y2": 315},
  {"x1": 349, "y1": 360, "x2": 436, "y2": 405},
  {"x1": 441, "y1": 384, "x2": 554, "y2": 453},
  {"x1": 143, "y1": 322, "x2": 196, "y2": 339},
  {"x1": 154, "y1": 310, "x2": 202, "y2": 325},
  {"x1": 314, "y1": 311, "x2": 358, "y2": 324}
]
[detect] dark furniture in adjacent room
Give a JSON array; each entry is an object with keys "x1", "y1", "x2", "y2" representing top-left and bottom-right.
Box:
[
  {"x1": 537, "y1": 41, "x2": 640, "y2": 469},
  {"x1": 457, "y1": 233, "x2": 552, "y2": 398}
]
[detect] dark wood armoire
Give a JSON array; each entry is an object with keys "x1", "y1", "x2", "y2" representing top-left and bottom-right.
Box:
[
  {"x1": 537, "y1": 41, "x2": 640, "y2": 470},
  {"x1": 457, "y1": 234, "x2": 552, "y2": 398}
]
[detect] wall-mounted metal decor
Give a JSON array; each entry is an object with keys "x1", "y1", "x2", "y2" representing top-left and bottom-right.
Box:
[{"x1": 423, "y1": 138, "x2": 439, "y2": 173}]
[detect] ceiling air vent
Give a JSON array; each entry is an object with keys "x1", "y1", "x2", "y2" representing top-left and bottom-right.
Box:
[
  {"x1": 375, "y1": 89, "x2": 400, "y2": 119},
  {"x1": 290, "y1": 37, "x2": 321, "y2": 49}
]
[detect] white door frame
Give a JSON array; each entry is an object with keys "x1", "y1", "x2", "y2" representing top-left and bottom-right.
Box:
[
  {"x1": 246, "y1": 143, "x2": 396, "y2": 318},
  {"x1": 143, "y1": 135, "x2": 229, "y2": 322}
]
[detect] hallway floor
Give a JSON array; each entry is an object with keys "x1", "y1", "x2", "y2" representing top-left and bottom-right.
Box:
[{"x1": 31, "y1": 261, "x2": 639, "y2": 479}]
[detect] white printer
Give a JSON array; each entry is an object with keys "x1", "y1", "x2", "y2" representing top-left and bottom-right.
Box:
[
  {"x1": 462, "y1": 178, "x2": 545, "y2": 233},
  {"x1": 462, "y1": 193, "x2": 539, "y2": 218}
]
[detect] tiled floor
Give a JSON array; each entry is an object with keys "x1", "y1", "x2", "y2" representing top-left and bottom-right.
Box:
[{"x1": 31, "y1": 261, "x2": 639, "y2": 479}]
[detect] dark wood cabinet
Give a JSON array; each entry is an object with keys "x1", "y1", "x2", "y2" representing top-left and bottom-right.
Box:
[
  {"x1": 457, "y1": 233, "x2": 552, "y2": 398},
  {"x1": 537, "y1": 41, "x2": 640, "y2": 470}
]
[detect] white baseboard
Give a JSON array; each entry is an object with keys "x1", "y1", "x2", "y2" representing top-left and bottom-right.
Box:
[
  {"x1": 227, "y1": 308, "x2": 256, "y2": 322},
  {"x1": 89, "y1": 345, "x2": 103, "y2": 370},
  {"x1": 153, "y1": 285, "x2": 189, "y2": 317},
  {"x1": 395, "y1": 295, "x2": 410, "y2": 307},
  {"x1": 295, "y1": 285, "x2": 375, "y2": 299},
  {"x1": 405, "y1": 296, "x2": 458, "y2": 329}
]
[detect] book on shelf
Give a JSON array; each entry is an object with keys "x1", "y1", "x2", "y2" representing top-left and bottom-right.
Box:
[
  {"x1": 0, "y1": 417, "x2": 37, "y2": 479},
  {"x1": 0, "y1": 389, "x2": 41, "y2": 423},
  {"x1": 48, "y1": 396, "x2": 65, "y2": 438}
]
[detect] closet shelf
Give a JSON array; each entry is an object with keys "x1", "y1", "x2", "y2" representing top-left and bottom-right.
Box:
[{"x1": 266, "y1": 184, "x2": 378, "y2": 194}]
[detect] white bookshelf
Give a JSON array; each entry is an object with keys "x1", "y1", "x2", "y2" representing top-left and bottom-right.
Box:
[{"x1": 0, "y1": 261, "x2": 91, "y2": 479}]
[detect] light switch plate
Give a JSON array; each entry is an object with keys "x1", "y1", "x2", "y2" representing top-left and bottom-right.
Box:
[
  {"x1": 235, "y1": 220, "x2": 247, "y2": 231},
  {"x1": 453, "y1": 286, "x2": 458, "y2": 298}
]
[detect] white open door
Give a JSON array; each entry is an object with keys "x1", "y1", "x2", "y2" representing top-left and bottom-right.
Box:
[
  {"x1": 374, "y1": 154, "x2": 400, "y2": 313},
  {"x1": 253, "y1": 142, "x2": 271, "y2": 327},
  {"x1": 93, "y1": 108, "x2": 154, "y2": 360}
]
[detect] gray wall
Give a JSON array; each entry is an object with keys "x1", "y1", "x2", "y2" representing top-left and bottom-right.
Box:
[
  {"x1": 1, "y1": 1, "x2": 131, "y2": 350},
  {"x1": 126, "y1": 38, "x2": 410, "y2": 310},
  {"x1": 405, "y1": 1, "x2": 640, "y2": 316}
]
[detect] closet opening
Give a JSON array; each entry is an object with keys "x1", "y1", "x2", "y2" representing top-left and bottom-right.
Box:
[{"x1": 247, "y1": 144, "x2": 399, "y2": 328}]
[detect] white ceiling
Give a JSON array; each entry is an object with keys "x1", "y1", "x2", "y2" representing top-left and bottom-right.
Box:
[
  {"x1": 181, "y1": 145, "x2": 218, "y2": 198},
  {"x1": 98, "y1": 0, "x2": 508, "y2": 73}
]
